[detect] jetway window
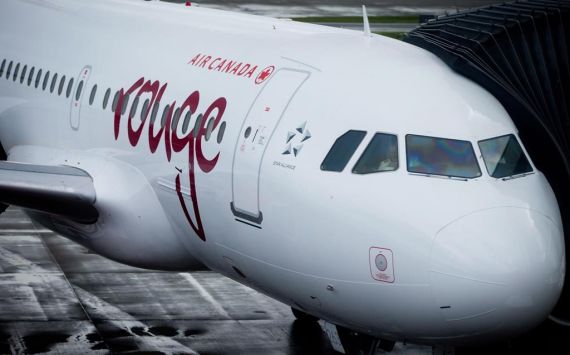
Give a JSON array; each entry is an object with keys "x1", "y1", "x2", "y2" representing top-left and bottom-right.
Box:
[
  {"x1": 35, "y1": 69, "x2": 42, "y2": 88},
  {"x1": 42, "y1": 71, "x2": 50, "y2": 91},
  {"x1": 321, "y1": 130, "x2": 367, "y2": 172},
  {"x1": 20, "y1": 65, "x2": 27, "y2": 84},
  {"x1": 103, "y1": 88, "x2": 111, "y2": 109},
  {"x1": 406, "y1": 135, "x2": 481, "y2": 179},
  {"x1": 50, "y1": 73, "x2": 58, "y2": 93},
  {"x1": 478, "y1": 135, "x2": 533, "y2": 179},
  {"x1": 0, "y1": 59, "x2": 5, "y2": 77},
  {"x1": 353, "y1": 133, "x2": 398, "y2": 174},
  {"x1": 66, "y1": 78, "x2": 74, "y2": 98},
  {"x1": 58, "y1": 75, "x2": 66, "y2": 96},
  {"x1": 89, "y1": 85, "x2": 97, "y2": 105}
]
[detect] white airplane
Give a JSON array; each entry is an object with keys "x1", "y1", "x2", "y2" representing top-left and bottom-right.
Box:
[{"x1": 0, "y1": 0, "x2": 566, "y2": 353}]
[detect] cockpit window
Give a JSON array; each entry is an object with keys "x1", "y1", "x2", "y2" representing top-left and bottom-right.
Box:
[
  {"x1": 321, "y1": 130, "x2": 366, "y2": 172},
  {"x1": 353, "y1": 133, "x2": 398, "y2": 174},
  {"x1": 406, "y1": 135, "x2": 481, "y2": 179},
  {"x1": 478, "y1": 134, "x2": 533, "y2": 178}
]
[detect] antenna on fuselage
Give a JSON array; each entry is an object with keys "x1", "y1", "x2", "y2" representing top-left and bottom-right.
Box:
[{"x1": 362, "y1": 5, "x2": 371, "y2": 36}]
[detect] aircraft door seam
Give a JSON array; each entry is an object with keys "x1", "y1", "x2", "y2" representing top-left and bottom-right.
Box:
[
  {"x1": 70, "y1": 65, "x2": 92, "y2": 131},
  {"x1": 230, "y1": 68, "x2": 311, "y2": 225}
]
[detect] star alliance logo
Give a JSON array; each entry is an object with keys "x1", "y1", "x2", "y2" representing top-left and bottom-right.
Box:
[{"x1": 283, "y1": 121, "x2": 311, "y2": 157}]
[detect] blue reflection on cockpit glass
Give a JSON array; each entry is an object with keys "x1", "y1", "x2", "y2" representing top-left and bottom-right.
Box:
[{"x1": 406, "y1": 135, "x2": 482, "y2": 179}]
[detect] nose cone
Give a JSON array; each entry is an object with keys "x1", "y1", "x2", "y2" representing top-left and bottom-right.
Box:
[{"x1": 430, "y1": 208, "x2": 565, "y2": 343}]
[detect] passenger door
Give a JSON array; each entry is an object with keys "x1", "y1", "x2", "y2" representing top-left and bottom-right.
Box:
[
  {"x1": 231, "y1": 68, "x2": 310, "y2": 226},
  {"x1": 70, "y1": 66, "x2": 91, "y2": 130}
]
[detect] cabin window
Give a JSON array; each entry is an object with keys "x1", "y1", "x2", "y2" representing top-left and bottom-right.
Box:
[
  {"x1": 75, "y1": 80, "x2": 84, "y2": 101},
  {"x1": 103, "y1": 88, "x2": 111, "y2": 109},
  {"x1": 58, "y1": 75, "x2": 66, "y2": 96},
  {"x1": 141, "y1": 99, "x2": 150, "y2": 121},
  {"x1": 0, "y1": 59, "x2": 5, "y2": 77},
  {"x1": 42, "y1": 71, "x2": 50, "y2": 91},
  {"x1": 217, "y1": 121, "x2": 227, "y2": 144},
  {"x1": 27, "y1": 67, "x2": 35, "y2": 86},
  {"x1": 66, "y1": 78, "x2": 74, "y2": 98},
  {"x1": 111, "y1": 90, "x2": 120, "y2": 112},
  {"x1": 161, "y1": 105, "x2": 170, "y2": 127},
  {"x1": 50, "y1": 73, "x2": 58, "y2": 93},
  {"x1": 35, "y1": 69, "x2": 42, "y2": 88},
  {"x1": 89, "y1": 85, "x2": 97, "y2": 105},
  {"x1": 353, "y1": 133, "x2": 398, "y2": 174},
  {"x1": 172, "y1": 108, "x2": 181, "y2": 131},
  {"x1": 406, "y1": 135, "x2": 481, "y2": 179},
  {"x1": 5, "y1": 61, "x2": 13, "y2": 79},
  {"x1": 150, "y1": 102, "x2": 160, "y2": 124},
  {"x1": 193, "y1": 114, "x2": 204, "y2": 137},
  {"x1": 6, "y1": 61, "x2": 14, "y2": 80},
  {"x1": 182, "y1": 111, "x2": 192, "y2": 134},
  {"x1": 6, "y1": 61, "x2": 14, "y2": 79},
  {"x1": 121, "y1": 94, "x2": 129, "y2": 114},
  {"x1": 20, "y1": 65, "x2": 27, "y2": 84},
  {"x1": 321, "y1": 130, "x2": 367, "y2": 172},
  {"x1": 13, "y1": 63, "x2": 20, "y2": 82},
  {"x1": 129, "y1": 96, "x2": 139, "y2": 118},
  {"x1": 205, "y1": 117, "x2": 215, "y2": 141},
  {"x1": 478, "y1": 134, "x2": 533, "y2": 179}
]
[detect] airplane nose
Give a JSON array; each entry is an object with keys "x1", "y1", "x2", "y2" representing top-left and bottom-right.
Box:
[{"x1": 430, "y1": 207, "x2": 565, "y2": 342}]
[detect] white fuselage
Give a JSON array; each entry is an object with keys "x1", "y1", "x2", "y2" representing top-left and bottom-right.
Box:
[{"x1": 0, "y1": 0, "x2": 565, "y2": 346}]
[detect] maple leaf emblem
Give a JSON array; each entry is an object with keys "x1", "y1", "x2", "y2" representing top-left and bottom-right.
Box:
[{"x1": 255, "y1": 66, "x2": 275, "y2": 84}]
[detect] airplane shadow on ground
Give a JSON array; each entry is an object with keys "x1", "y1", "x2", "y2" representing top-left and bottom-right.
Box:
[{"x1": 288, "y1": 320, "x2": 337, "y2": 355}]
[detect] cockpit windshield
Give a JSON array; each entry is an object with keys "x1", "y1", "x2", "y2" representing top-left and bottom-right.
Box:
[
  {"x1": 478, "y1": 134, "x2": 533, "y2": 179},
  {"x1": 406, "y1": 135, "x2": 482, "y2": 179}
]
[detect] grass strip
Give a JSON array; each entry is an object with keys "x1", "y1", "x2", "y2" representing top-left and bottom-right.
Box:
[
  {"x1": 375, "y1": 32, "x2": 407, "y2": 40},
  {"x1": 293, "y1": 16, "x2": 419, "y2": 24}
]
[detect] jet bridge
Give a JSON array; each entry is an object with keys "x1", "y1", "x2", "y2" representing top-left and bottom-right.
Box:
[{"x1": 404, "y1": 0, "x2": 570, "y2": 319}]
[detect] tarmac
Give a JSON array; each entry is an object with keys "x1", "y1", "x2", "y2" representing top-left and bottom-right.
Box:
[
  {"x1": 1, "y1": 207, "x2": 569, "y2": 354},
  {"x1": 0, "y1": 208, "x2": 327, "y2": 354}
]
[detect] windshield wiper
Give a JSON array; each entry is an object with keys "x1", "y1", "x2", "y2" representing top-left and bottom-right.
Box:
[
  {"x1": 409, "y1": 172, "x2": 469, "y2": 181},
  {"x1": 501, "y1": 172, "x2": 535, "y2": 181}
]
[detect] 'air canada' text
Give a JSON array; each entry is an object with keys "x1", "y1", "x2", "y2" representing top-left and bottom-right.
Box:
[{"x1": 188, "y1": 53, "x2": 274, "y2": 85}]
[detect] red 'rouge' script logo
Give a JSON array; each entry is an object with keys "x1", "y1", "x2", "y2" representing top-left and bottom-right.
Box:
[{"x1": 114, "y1": 77, "x2": 227, "y2": 242}]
